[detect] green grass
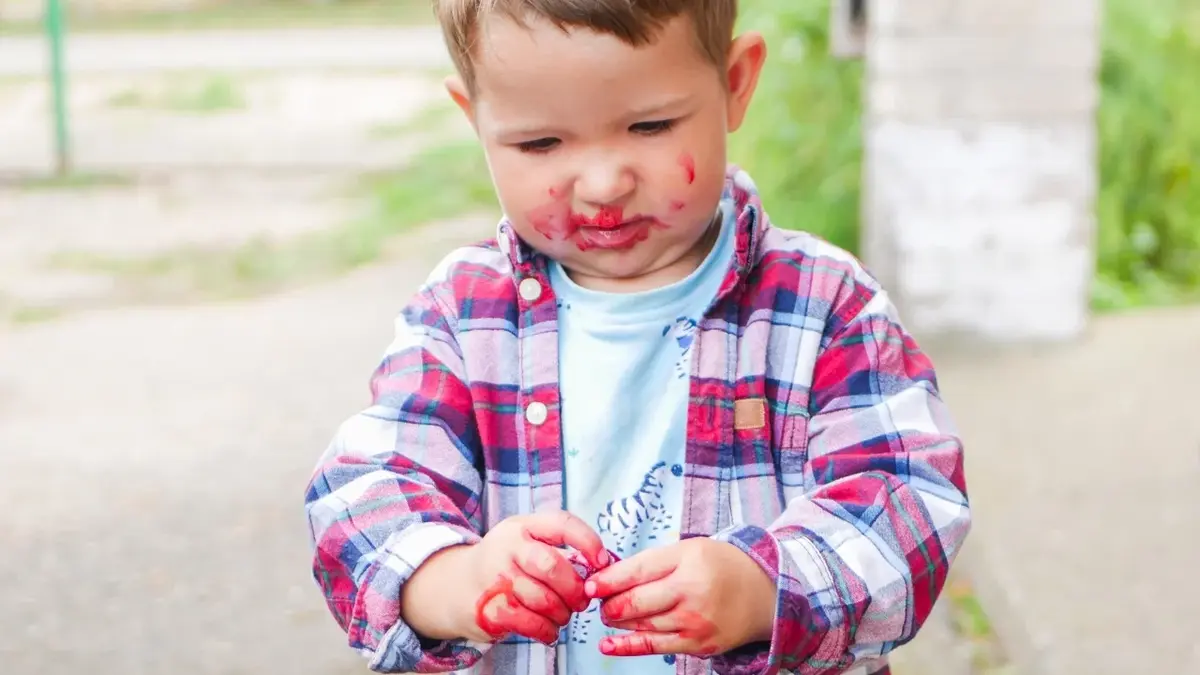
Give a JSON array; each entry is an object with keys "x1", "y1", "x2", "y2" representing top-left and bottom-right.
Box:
[
  {"x1": 108, "y1": 74, "x2": 246, "y2": 113},
  {"x1": 13, "y1": 171, "x2": 134, "y2": 190},
  {"x1": 45, "y1": 138, "x2": 495, "y2": 302},
  {"x1": 0, "y1": 0, "x2": 432, "y2": 35},
  {"x1": 944, "y1": 577, "x2": 1009, "y2": 673}
]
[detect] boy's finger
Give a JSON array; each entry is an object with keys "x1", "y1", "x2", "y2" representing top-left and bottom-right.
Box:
[
  {"x1": 509, "y1": 565, "x2": 576, "y2": 623},
  {"x1": 585, "y1": 547, "x2": 677, "y2": 599},
  {"x1": 599, "y1": 631, "x2": 688, "y2": 657},
  {"x1": 598, "y1": 579, "x2": 679, "y2": 623},
  {"x1": 524, "y1": 511, "x2": 609, "y2": 569},
  {"x1": 515, "y1": 543, "x2": 590, "y2": 612},
  {"x1": 482, "y1": 593, "x2": 561, "y2": 646}
]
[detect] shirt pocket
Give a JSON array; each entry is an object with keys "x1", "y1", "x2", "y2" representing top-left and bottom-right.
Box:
[{"x1": 725, "y1": 397, "x2": 786, "y2": 528}]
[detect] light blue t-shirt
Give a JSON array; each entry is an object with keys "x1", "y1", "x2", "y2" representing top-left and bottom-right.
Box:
[{"x1": 550, "y1": 201, "x2": 735, "y2": 675}]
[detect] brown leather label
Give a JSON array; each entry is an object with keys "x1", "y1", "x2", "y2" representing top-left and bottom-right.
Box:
[{"x1": 733, "y1": 397, "x2": 766, "y2": 430}]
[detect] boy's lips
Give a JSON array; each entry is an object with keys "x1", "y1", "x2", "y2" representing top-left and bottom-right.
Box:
[{"x1": 576, "y1": 217, "x2": 655, "y2": 251}]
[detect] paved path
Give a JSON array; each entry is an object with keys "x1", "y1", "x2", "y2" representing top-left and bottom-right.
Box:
[
  {"x1": 0, "y1": 218, "x2": 493, "y2": 675},
  {"x1": 927, "y1": 310, "x2": 1200, "y2": 675},
  {"x1": 0, "y1": 26, "x2": 451, "y2": 76}
]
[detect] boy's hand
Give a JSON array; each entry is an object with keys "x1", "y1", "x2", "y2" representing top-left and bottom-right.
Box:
[
  {"x1": 465, "y1": 511, "x2": 611, "y2": 646},
  {"x1": 584, "y1": 538, "x2": 776, "y2": 658}
]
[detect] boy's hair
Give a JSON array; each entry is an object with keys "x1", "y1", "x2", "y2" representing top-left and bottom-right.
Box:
[{"x1": 435, "y1": 0, "x2": 739, "y2": 92}]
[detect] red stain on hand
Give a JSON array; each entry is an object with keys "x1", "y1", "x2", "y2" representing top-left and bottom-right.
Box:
[
  {"x1": 678, "y1": 153, "x2": 696, "y2": 185},
  {"x1": 474, "y1": 575, "x2": 516, "y2": 639},
  {"x1": 474, "y1": 575, "x2": 557, "y2": 644},
  {"x1": 599, "y1": 593, "x2": 635, "y2": 622},
  {"x1": 676, "y1": 610, "x2": 720, "y2": 656},
  {"x1": 600, "y1": 609, "x2": 720, "y2": 658},
  {"x1": 601, "y1": 632, "x2": 660, "y2": 657}
]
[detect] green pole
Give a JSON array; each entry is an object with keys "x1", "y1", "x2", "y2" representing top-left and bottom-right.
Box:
[{"x1": 45, "y1": 0, "x2": 71, "y2": 175}]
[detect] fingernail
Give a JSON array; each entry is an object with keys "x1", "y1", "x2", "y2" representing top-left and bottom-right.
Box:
[
  {"x1": 597, "y1": 550, "x2": 611, "y2": 567},
  {"x1": 585, "y1": 580, "x2": 597, "y2": 597}
]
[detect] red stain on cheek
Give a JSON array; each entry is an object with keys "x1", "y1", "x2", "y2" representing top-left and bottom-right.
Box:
[
  {"x1": 670, "y1": 199, "x2": 687, "y2": 212},
  {"x1": 678, "y1": 153, "x2": 696, "y2": 185}
]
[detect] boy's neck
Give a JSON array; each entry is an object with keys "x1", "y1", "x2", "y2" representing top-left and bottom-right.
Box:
[{"x1": 561, "y1": 210, "x2": 723, "y2": 294}]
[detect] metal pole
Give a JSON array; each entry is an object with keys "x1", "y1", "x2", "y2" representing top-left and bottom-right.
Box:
[{"x1": 45, "y1": 0, "x2": 71, "y2": 175}]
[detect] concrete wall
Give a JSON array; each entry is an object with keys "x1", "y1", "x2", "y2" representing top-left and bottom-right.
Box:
[{"x1": 862, "y1": 0, "x2": 1102, "y2": 342}]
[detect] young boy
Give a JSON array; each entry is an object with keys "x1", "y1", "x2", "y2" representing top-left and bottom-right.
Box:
[{"x1": 305, "y1": 2, "x2": 971, "y2": 675}]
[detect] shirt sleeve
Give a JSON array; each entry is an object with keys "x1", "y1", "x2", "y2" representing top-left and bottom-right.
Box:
[
  {"x1": 304, "y1": 279, "x2": 492, "y2": 673},
  {"x1": 711, "y1": 287, "x2": 972, "y2": 675}
]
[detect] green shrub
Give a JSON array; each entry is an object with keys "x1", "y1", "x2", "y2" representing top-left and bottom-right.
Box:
[
  {"x1": 1094, "y1": 0, "x2": 1200, "y2": 309},
  {"x1": 729, "y1": 1, "x2": 863, "y2": 254},
  {"x1": 733, "y1": 0, "x2": 1200, "y2": 310}
]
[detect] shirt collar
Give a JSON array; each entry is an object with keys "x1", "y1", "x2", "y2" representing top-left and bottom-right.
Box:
[{"x1": 497, "y1": 165, "x2": 768, "y2": 303}]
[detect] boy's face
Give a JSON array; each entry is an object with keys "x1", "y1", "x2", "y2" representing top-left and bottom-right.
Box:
[{"x1": 447, "y1": 13, "x2": 766, "y2": 291}]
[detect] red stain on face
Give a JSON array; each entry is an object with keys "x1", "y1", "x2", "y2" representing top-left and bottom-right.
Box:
[
  {"x1": 670, "y1": 199, "x2": 686, "y2": 212},
  {"x1": 678, "y1": 153, "x2": 696, "y2": 185},
  {"x1": 527, "y1": 194, "x2": 665, "y2": 252}
]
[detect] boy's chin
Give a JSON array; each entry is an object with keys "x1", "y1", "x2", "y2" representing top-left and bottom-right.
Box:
[{"x1": 559, "y1": 249, "x2": 701, "y2": 291}]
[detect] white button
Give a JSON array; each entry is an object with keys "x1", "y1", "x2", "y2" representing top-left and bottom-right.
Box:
[
  {"x1": 518, "y1": 278, "x2": 542, "y2": 302},
  {"x1": 525, "y1": 402, "x2": 548, "y2": 426}
]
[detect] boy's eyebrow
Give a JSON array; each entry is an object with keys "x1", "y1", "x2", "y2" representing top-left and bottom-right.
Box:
[{"x1": 625, "y1": 95, "x2": 696, "y2": 119}]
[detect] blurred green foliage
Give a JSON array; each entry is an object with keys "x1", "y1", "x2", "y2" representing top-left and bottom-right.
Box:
[
  {"x1": 1094, "y1": 0, "x2": 1200, "y2": 309},
  {"x1": 730, "y1": 0, "x2": 1200, "y2": 310},
  {"x1": 728, "y1": 1, "x2": 863, "y2": 254}
]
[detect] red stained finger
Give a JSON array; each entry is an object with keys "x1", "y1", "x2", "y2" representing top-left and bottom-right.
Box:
[
  {"x1": 600, "y1": 632, "x2": 677, "y2": 657},
  {"x1": 509, "y1": 573, "x2": 572, "y2": 626},
  {"x1": 515, "y1": 545, "x2": 589, "y2": 612},
  {"x1": 601, "y1": 631, "x2": 719, "y2": 658},
  {"x1": 524, "y1": 512, "x2": 609, "y2": 570},
  {"x1": 599, "y1": 581, "x2": 679, "y2": 623},
  {"x1": 586, "y1": 547, "x2": 677, "y2": 599},
  {"x1": 602, "y1": 610, "x2": 721, "y2": 657}
]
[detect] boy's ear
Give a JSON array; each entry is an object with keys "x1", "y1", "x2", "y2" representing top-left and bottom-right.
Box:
[
  {"x1": 724, "y1": 32, "x2": 768, "y2": 133},
  {"x1": 444, "y1": 74, "x2": 476, "y2": 128}
]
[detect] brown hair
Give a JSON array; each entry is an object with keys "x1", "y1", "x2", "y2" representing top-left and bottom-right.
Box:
[{"x1": 435, "y1": 0, "x2": 739, "y2": 91}]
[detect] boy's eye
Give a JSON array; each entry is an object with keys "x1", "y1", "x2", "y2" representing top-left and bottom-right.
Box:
[
  {"x1": 630, "y1": 119, "x2": 675, "y2": 135},
  {"x1": 516, "y1": 137, "x2": 561, "y2": 153}
]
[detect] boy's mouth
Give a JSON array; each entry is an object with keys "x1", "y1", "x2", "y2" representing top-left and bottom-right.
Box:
[
  {"x1": 529, "y1": 204, "x2": 665, "y2": 251},
  {"x1": 575, "y1": 217, "x2": 655, "y2": 251}
]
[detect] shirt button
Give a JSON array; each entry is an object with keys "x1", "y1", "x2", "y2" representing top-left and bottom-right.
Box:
[
  {"x1": 525, "y1": 401, "x2": 548, "y2": 426},
  {"x1": 518, "y1": 278, "x2": 542, "y2": 302}
]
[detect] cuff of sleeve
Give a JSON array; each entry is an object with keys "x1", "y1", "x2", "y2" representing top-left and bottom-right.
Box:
[
  {"x1": 354, "y1": 522, "x2": 489, "y2": 673},
  {"x1": 710, "y1": 525, "x2": 844, "y2": 675}
]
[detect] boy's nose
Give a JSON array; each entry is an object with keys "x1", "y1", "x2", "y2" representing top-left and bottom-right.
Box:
[{"x1": 574, "y1": 160, "x2": 635, "y2": 209}]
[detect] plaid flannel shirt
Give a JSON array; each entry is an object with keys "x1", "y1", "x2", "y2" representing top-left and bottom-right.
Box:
[{"x1": 305, "y1": 167, "x2": 971, "y2": 675}]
